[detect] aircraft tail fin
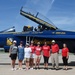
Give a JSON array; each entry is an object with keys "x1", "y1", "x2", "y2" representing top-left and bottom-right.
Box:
[{"x1": 0, "y1": 26, "x2": 15, "y2": 33}]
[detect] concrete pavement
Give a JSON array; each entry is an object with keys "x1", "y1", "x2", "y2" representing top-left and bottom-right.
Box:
[{"x1": 0, "y1": 53, "x2": 75, "y2": 75}]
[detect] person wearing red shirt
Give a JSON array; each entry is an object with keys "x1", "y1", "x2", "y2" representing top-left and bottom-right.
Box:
[
  {"x1": 30, "y1": 41, "x2": 36, "y2": 69},
  {"x1": 42, "y1": 42, "x2": 50, "y2": 70},
  {"x1": 51, "y1": 40, "x2": 59, "y2": 70},
  {"x1": 62, "y1": 43, "x2": 69, "y2": 70},
  {"x1": 35, "y1": 42, "x2": 42, "y2": 69}
]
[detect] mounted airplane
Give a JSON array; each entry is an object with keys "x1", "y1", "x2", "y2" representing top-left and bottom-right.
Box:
[{"x1": 0, "y1": 7, "x2": 75, "y2": 53}]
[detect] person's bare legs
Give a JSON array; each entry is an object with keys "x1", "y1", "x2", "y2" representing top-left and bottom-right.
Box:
[
  {"x1": 11, "y1": 60, "x2": 16, "y2": 70},
  {"x1": 46, "y1": 63, "x2": 48, "y2": 68},
  {"x1": 44, "y1": 63, "x2": 46, "y2": 68},
  {"x1": 37, "y1": 58, "x2": 40, "y2": 69},
  {"x1": 26, "y1": 61, "x2": 30, "y2": 70},
  {"x1": 35, "y1": 58, "x2": 37, "y2": 68},
  {"x1": 18, "y1": 60, "x2": 22, "y2": 69},
  {"x1": 30, "y1": 58, "x2": 34, "y2": 68}
]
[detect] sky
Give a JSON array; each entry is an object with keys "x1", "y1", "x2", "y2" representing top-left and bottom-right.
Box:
[{"x1": 0, "y1": 0, "x2": 75, "y2": 32}]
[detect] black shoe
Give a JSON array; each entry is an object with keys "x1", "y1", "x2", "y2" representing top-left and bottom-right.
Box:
[
  {"x1": 51, "y1": 68, "x2": 55, "y2": 70},
  {"x1": 34, "y1": 67, "x2": 37, "y2": 70},
  {"x1": 44, "y1": 68, "x2": 48, "y2": 70},
  {"x1": 38, "y1": 67, "x2": 40, "y2": 69},
  {"x1": 44, "y1": 67, "x2": 46, "y2": 69},
  {"x1": 56, "y1": 68, "x2": 59, "y2": 71},
  {"x1": 46, "y1": 68, "x2": 48, "y2": 70}
]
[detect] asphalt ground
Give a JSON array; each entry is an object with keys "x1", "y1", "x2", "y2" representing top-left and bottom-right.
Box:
[{"x1": 0, "y1": 52, "x2": 75, "y2": 75}]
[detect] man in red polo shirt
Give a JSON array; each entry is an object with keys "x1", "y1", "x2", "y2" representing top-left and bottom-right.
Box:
[
  {"x1": 51, "y1": 40, "x2": 59, "y2": 70},
  {"x1": 42, "y1": 42, "x2": 50, "y2": 70}
]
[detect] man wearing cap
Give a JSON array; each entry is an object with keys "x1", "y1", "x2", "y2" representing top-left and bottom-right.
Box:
[{"x1": 51, "y1": 40, "x2": 59, "y2": 70}]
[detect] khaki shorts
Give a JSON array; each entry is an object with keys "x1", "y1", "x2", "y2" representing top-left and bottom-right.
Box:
[
  {"x1": 35, "y1": 55, "x2": 41, "y2": 60},
  {"x1": 24, "y1": 58, "x2": 30, "y2": 62}
]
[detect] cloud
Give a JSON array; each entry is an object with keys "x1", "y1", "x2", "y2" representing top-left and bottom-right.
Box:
[
  {"x1": 53, "y1": 17, "x2": 75, "y2": 25},
  {"x1": 37, "y1": 0, "x2": 55, "y2": 15},
  {"x1": 23, "y1": 0, "x2": 55, "y2": 15},
  {"x1": 50, "y1": 16, "x2": 75, "y2": 30},
  {"x1": 49, "y1": 0, "x2": 55, "y2": 10}
]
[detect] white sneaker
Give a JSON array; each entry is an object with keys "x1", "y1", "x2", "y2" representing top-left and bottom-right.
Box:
[
  {"x1": 30, "y1": 67, "x2": 33, "y2": 70},
  {"x1": 14, "y1": 68, "x2": 17, "y2": 70},
  {"x1": 19, "y1": 68, "x2": 23, "y2": 70},
  {"x1": 11, "y1": 68, "x2": 14, "y2": 71},
  {"x1": 25, "y1": 68, "x2": 29, "y2": 71}
]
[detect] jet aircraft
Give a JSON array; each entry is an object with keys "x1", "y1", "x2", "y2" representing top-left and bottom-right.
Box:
[{"x1": 0, "y1": 7, "x2": 75, "y2": 53}]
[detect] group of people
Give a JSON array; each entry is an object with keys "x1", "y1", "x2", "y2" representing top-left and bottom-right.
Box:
[{"x1": 9, "y1": 40, "x2": 69, "y2": 71}]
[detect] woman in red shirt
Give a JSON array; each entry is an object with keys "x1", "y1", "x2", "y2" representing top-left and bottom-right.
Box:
[
  {"x1": 30, "y1": 41, "x2": 36, "y2": 69},
  {"x1": 62, "y1": 43, "x2": 69, "y2": 70},
  {"x1": 42, "y1": 42, "x2": 50, "y2": 70},
  {"x1": 35, "y1": 42, "x2": 42, "y2": 69}
]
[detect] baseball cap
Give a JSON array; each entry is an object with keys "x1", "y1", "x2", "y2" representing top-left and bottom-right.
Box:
[
  {"x1": 31, "y1": 41, "x2": 34, "y2": 43},
  {"x1": 13, "y1": 40, "x2": 17, "y2": 43},
  {"x1": 52, "y1": 40, "x2": 55, "y2": 43},
  {"x1": 37, "y1": 42, "x2": 40, "y2": 45}
]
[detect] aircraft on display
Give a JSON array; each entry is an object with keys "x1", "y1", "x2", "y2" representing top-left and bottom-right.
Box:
[{"x1": 0, "y1": 7, "x2": 75, "y2": 53}]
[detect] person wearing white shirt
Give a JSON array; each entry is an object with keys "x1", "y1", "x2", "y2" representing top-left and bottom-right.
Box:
[{"x1": 24, "y1": 43, "x2": 32, "y2": 70}]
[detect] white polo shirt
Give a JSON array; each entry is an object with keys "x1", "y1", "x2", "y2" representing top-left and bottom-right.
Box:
[{"x1": 24, "y1": 47, "x2": 32, "y2": 58}]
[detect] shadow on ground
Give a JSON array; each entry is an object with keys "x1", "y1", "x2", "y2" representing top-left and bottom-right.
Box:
[{"x1": 0, "y1": 61, "x2": 75, "y2": 66}]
